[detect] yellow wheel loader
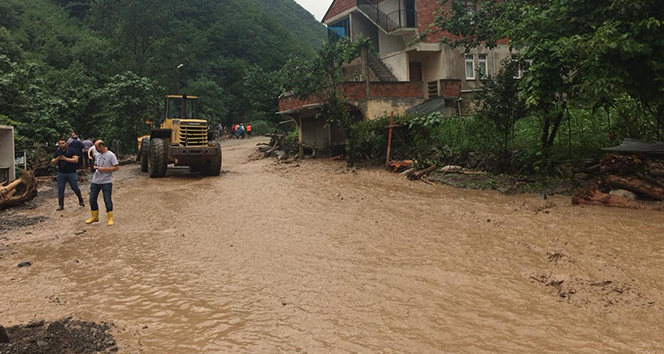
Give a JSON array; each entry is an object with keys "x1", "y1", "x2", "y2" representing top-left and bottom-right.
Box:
[{"x1": 138, "y1": 95, "x2": 222, "y2": 178}]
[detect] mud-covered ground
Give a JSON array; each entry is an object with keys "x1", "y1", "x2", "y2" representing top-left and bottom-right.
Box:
[{"x1": 0, "y1": 137, "x2": 663, "y2": 353}]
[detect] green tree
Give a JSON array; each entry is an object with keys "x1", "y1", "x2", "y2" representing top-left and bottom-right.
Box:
[
  {"x1": 281, "y1": 38, "x2": 370, "y2": 131},
  {"x1": 96, "y1": 72, "x2": 157, "y2": 153}
]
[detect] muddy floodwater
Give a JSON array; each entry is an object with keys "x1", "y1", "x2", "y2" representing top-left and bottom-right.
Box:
[{"x1": 1, "y1": 137, "x2": 663, "y2": 353}]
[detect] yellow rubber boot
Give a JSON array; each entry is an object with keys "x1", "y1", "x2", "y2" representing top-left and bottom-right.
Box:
[
  {"x1": 85, "y1": 210, "x2": 99, "y2": 224},
  {"x1": 107, "y1": 211, "x2": 114, "y2": 226}
]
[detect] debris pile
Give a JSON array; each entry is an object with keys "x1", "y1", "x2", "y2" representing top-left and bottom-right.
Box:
[
  {"x1": 573, "y1": 154, "x2": 664, "y2": 211},
  {"x1": 0, "y1": 318, "x2": 118, "y2": 354},
  {"x1": 388, "y1": 161, "x2": 485, "y2": 182},
  {"x1": 258, "y1": 134, "x2": 296, "y2": 161},
  {"x1": 0, "y1": 171, "x2": 38, "y2": 209}
]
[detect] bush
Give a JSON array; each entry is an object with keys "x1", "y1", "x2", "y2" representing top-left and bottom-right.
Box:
[{"x1": 246, "y1": 120, "x2": 279, "y2": 135}]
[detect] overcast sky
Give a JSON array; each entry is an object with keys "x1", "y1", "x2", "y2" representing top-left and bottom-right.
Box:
[{"x1": 294, "y1": 0, "x2": 334, "y2": 21}]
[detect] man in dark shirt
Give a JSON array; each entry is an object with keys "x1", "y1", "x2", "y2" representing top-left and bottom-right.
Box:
[
  {"x1": 69, "y1": 135, "x2": 85, "y2": 169},
  {"x1": 51, "y1": 137, "x2": 85, "y2": 211}
]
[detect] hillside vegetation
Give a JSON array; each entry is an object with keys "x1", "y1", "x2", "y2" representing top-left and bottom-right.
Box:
[
  {"x1": 0, "y1": 0, "x2": 322, "y2": 151},
  {"x1": 248, "y1": 0, "x2": 327, "y2": 50}
]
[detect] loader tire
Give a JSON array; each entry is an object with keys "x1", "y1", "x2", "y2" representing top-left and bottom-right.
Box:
[
  {"x1": 202, "y1": 141, "x2": 222, "y2": 176},
  {"x1": 140, "y1": 137, "x2": 150, "y2": 173},
  {"x1": 148, "y1": 138, "x2": 168, "y2": 178}
]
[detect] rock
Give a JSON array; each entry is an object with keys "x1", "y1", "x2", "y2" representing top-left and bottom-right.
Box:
[
  {"x1": 74, "y1": 230, "x2": 86, "y2": 236},
  {"x1": 0, "y1": 325, "x2": 9, "y2": 343},
  {"x1": 440, "y1": 165, "x2": 463, "y2": 173},
  {"x1": 61, "y1": 315, "x2": 72, "y2": 323},
  {"x1": 539, "y1": 193, "x2": 548, "y2": 200},
  {"x1": 37, "y1": 340, "x2": 48, "y2": 347},
  {"x1": 497, "y1": 185, "x2": 519, "y2": 195},
  {"x1": 27, "y1": 319, "x2": 45, "y2": 328},
  {"x1": 47, "y1": 320, "x2": 67, "y2": 334},
  {"x1": 275, "y1": 150, "x2": 288, "y2": 160},
  {"x1": 17, "y1": 261, "x2": 32, "y2": 268},
  {"x1": 609, "y1": 189, "x2": 638, "y2": 201}
]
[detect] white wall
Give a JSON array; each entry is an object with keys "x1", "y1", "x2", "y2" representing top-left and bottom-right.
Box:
[
  {"x1": 381, "y1": 52, "x2": 409, "y2": 81},
  {"x1": 378, "y1": 31, "x2": 406, "y2": 55},
  {"x1": 0, "y1": 125, "x2": 15, "y2": 182},
  {"x1": 351, "y1": 12, "x2": 379, "y2": 51}
]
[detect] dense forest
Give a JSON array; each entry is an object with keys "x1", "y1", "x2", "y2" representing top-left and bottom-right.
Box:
[{"x1": 0, "y1": 0, "x2": 324, "y2": 151}]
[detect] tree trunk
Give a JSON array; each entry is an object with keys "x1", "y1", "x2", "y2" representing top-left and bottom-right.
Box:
[
  {"x1": 0, "y1": 171, "x2": 38, "y2": 209},
  {"x1": 605, "y1": 174, "x2": 664, "y2": 201}
]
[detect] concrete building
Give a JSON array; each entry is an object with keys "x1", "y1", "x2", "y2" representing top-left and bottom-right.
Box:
[
  {"x1": 277, "y1": 0, "x2": 513, "y2": 156},
  {"x1": 0, "y1": 125, "x2": 15, "y2": 183}
]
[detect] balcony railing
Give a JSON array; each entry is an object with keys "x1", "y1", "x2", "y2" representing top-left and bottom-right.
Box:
[{"x1": 356, "y1": 0, "x2": 417, "y2": 33}]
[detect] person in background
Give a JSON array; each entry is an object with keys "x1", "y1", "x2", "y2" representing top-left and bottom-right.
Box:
[
  {"x1": 87, "y1": 143, "x2": 98, "y2": 174},
  {"x1": 67, "y1": 132, "x2": 76, "y2": 144},
  {"x1": 86, "y1": 140, "x2": 119, "y2": 226},
  {"x1": 81, "y1": 137, "x2": 94, "y2": 169},
  {"x1": 69, "y1": 135, "x2": 85, "y2": 170},
  {"x1": 239, "y1": 124, "x2": 245, "y2": 139},
  {"x1": 230, "y1": 124, "x2": 236, "y2": 139},
  {"x1": 246, "y1": 124, "x2": 252, "y2": 138},
  {"x1": 51, "y1": 137, "x2": 85, "y2": 211}
]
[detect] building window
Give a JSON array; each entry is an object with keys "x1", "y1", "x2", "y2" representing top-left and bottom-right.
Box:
[
  {"x1": 459, "y1": 0, "x2": 477, "y2": 14},
  {"x1": 478, "y1": 54, "x2": 488, "y2": 78},
  {"x1": 465, "y1": 54, "x2": 475, "y2": 80},
  {"x1": 328, "y1": 18, "x2": 350, "y2": 43},
  {"x1": 511, "y1": 55, "x2": 533, "y2": 79}
]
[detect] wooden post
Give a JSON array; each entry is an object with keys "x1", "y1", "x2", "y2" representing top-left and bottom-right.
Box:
[{"x1": 385, "y1": 111, "x2": 394, "y2": 170}]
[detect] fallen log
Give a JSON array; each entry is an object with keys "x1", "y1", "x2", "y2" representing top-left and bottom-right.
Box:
[
  {"x1": 0, "y1": 178, "x2": 23, "y2": 196},
  {"x1": 409, "y1": 165, "x2": 437, "y2": 181},
  {"x1": 0, "y1": 170, "x2": 38, "y2": 209},
  {"x1": 573, "y1": 183, "x2": 664, "y2": 211},
  {"x1": 400, "y1": 167, "x2": 417, "y2": 178},
  {"x1": 605, "y1": 174, "x2": 664, "y2": 201}
]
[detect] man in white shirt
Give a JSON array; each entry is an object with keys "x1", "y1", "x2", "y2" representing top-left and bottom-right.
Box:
[{"x1": 85, "y1": 140, "x2": 120, "y2": 226}]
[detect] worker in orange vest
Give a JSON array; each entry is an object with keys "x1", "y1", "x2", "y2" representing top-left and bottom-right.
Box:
[{"x1": 246, "y1": 124, "x2": 252, "y2": 138}]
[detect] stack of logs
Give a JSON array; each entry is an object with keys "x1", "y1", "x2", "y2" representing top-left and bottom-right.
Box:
[
  {"x1": 573, "y1": 154, "x2": 664, "y2": 211},
  {"x1": 0, "y1": 170, "x2": 38, "y2": 209}
]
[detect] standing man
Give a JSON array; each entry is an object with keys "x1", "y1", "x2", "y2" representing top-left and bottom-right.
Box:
[
  {"x1": 51, "y1": 137, "x2": 85, "y2": 210},
  {"x1": 246, "y1": 123, "x2": 252, "y2": 138},
  {"x1": 81, "y1": 136, "x2": 94, "y2": 169},
  {"x1": 85, "y1": 140, "x2": 119, "y2": 226}
]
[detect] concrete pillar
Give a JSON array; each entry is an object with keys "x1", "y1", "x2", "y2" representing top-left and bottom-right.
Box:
[
  {"x1": 298, "y1": 116, "x2": 304, "y2": 159},
  {"x1": 0, "y1": 125, "x2": 15, "y2": 182},
  {"x1": 361, "y1": 47, "x2": 371, "y2": 98}
]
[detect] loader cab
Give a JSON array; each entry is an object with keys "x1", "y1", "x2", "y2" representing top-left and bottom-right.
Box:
[{"x1": 163, "y1": 95, "x2": 200, "y2": 128}]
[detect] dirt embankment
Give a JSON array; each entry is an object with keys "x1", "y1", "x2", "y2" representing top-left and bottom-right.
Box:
[{"x1": 0, "y1": 137, "x2": 663, "y2": 353}]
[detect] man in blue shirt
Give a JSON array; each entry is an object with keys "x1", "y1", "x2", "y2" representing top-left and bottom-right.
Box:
[{"x1": 51, "y1": 137, "x2": 85, "y2": 211}]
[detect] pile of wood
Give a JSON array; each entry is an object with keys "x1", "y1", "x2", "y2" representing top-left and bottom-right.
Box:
[
  {"x1": 573, "y1": 154, "x2": 664, "y2": 210},
  {"x1": 0, "y1": 170, "x2": 38, "y2": 209}
]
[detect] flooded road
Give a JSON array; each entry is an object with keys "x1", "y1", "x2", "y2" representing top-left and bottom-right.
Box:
[{"x1": 1, "y1": 137, "x2": 664, "y2": 353}]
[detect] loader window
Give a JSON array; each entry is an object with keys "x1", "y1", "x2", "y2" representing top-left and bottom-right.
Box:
[{"x1": 167, "y1": 98, "x2": 199, "y2": 119}]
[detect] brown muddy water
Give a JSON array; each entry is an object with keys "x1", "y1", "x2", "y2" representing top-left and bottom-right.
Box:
[{"x1": 1, "y1": 137, "x2": 663, "y2": 353}]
